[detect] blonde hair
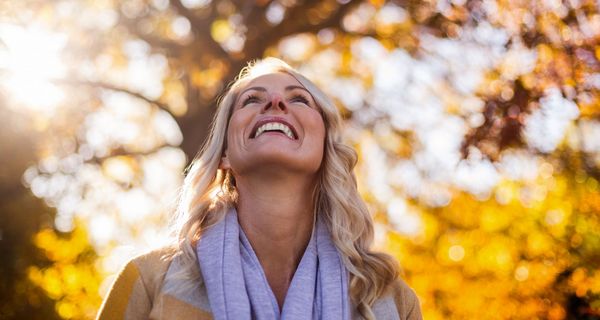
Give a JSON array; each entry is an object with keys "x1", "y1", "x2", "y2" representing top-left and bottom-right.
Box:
[{"x1": 172, "y1": 57, "x2": 398, "y2": 319}]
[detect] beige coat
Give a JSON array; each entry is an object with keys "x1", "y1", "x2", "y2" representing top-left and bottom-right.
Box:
[{"x1": 96, "y1": 248, "x2": 423, "y2": 320}]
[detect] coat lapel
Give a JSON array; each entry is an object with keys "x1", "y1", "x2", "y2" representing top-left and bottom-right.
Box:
[{"x1": 150, "y1": 253, "x2": 213, "y2": 319}]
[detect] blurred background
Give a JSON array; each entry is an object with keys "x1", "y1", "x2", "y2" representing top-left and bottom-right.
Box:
[{"x1": 1, "y1": 0, "x2": 599, "y2": 319}]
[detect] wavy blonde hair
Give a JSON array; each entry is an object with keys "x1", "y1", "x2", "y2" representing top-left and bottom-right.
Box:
[{"x1": 172, "y1": 57, "x2": 398, "y2": 319}]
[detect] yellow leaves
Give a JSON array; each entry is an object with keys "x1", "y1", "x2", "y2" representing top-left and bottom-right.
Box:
[
  {"x1": 477, "y1": 238, "x2": 516, "y2": 275},
  {"x1": 480, "y1": 206, "x2": 513, "y2": 232},
  {"x1": 56, "y1": 300, "x2": 78, "y2": 319},
  {"x1": 34, "y1": 228, "x2": 90, "y2": 263},
  {"x1": 418, "y1": 212, "x2": 440, "y2": 244},
  {"x1": 526, "y1": 231, "x2": 554, "y2": 257},
  {"x1": 189, "y1": 61, "x2": 227, "y2": 98},
  {"x1": 161, "y1": 78, "x2": 187, "y2": 116},
  {"x1": 494, "y1": 180, "x2": 519, "y2": 204},
  {"x1": 438, "y1": 193, "x2": 480, "y2": 229},
  {"x1": 211, "y1": 19, "x2": 233, "y2": 43},
  {"x1": 339, "y1": 47, "x2": 354, "y2": 76},
  {"x1": 374, "y1": 21, "x2": 398, "y2": 39},
  {"x1": 435, "y1": 234, "x2": 466, "y2": 266},
  {"x1": 437, "y1": 269, "x2": 464, "y2": 292},
  {"x1": 33, "y1": 227, "x2": 91, "y2": 264},
  {"x1": 379, "y1": 165, "x2": 600, "y2": 318},
  {"x1": 28, "y1": 262, "x2": 101, "y2": 318},
  {"x1": 385, "y1": 229, "x2": 408, "y2": 261},
  {"x1": 537, "y1": 43, "x2": 555, "y2": 65},
  {"x1": 587, "y1": 177, "x2": 599, "y2": 190},
  {"x1": 30, "y1": 225, "x2": 103, "y2": 319},
  {"x1": 40, "y1": 268, "x2": 63, "y2": 299},
  {"x1": 544, "y1": 207, "x2": 569, "y2": 236}
]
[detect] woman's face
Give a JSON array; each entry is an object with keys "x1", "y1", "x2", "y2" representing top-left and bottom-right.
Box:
[{"x1": 220, "y1": 72, "x2": 326, "y2": 178}]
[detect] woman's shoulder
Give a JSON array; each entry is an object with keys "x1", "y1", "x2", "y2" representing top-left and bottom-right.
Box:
[
  {"x1": 129, "y1": 246, "x2": 177, "y2": 274},
  {"x1": 114, "y1": 246, "x2": 176, "y2": 289},
  {"x1": 96, "y1": 246, "x2": 177, "y2": 320},
  {"x1": 388, "y1": 277, "x2": 423, "y2": 320}
]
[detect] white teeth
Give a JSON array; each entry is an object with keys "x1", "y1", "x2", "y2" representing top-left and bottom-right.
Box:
[{"x1": 254, "y1": 122, "x2": 294, "y2": 139}]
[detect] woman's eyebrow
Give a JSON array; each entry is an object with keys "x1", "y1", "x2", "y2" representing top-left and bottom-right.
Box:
[
  {"x1": 240, "y1": 86, "x2": 267, "y2": 96},
  {"x1": 285, "y1": 85, "x2": 309, "y2": 93}
]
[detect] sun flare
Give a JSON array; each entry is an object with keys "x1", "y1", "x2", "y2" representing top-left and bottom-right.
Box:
[{"x1": 0, "y1": 23, "x2": 67, "y2": 112}]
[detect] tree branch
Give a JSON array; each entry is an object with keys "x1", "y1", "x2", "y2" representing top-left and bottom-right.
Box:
[
  {"x1": 88, "y1": 144, "x2": 172, "y2": 165},
  {"x1": 54, "y1": 79, "x2": 174, "y2": 117}
]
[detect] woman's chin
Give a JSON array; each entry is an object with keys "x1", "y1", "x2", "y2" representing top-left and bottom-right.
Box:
[
  {"x1": 246, "y1": 134, "x2": 300, "y2": 149},
  {"x1": 238, "y1": 152, "x2": 322, "y2": 176}
]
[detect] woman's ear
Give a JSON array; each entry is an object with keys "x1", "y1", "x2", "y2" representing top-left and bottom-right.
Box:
[{"x1": 219, "y1": 152, "x2": 230, "y2": 170}]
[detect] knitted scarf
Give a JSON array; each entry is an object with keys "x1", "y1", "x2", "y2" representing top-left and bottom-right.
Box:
[{"x1": 196, "y1": 207, "x2": 350, "y2": 320}]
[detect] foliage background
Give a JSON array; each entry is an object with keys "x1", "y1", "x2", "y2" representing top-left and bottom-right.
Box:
[{"x1": 1, "y1": 0, "x2": 599, "y2": 319}]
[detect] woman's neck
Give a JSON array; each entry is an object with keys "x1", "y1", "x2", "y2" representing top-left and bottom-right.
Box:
[{"x1": 234, "y1": 174, "x2": 317, "y2": 308}]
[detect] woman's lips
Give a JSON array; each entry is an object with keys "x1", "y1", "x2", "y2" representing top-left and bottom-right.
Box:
[{"x1": 249, "y1": 117, "x2": 298, "y2": 140}]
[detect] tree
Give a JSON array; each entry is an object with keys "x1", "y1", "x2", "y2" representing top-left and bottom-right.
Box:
[{"x1": 1, "y1": 0, "x2": 599, "y2": 318}]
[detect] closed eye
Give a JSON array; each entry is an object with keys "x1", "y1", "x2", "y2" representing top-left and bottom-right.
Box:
[
  {"x1": 242, "y1": 94, "x2": 261, "y2": 106},
  {"x1": 290, "y1": 94, "x2": 309, "y2": 105}
]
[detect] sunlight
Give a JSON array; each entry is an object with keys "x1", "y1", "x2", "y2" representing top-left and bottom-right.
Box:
[{"x1": 0, "y1": 23, "x2": 67, "y2": 113}]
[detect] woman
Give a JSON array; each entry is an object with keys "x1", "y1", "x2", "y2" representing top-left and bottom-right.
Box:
[{"x1": 96, "y1": 58, "x2": 422, "y2": 320}]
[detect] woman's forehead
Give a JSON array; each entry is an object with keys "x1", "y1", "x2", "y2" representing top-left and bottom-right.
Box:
[{"x1": 241, "y1": 72, "x2": 304, "y2": 91}]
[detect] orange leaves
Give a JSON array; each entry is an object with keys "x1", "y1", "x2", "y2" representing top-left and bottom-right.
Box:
[
  {"x1": 532, "y1": 43, "x2": 574, "y2": 91},
  {"x1": 569, "y1": 268, "x2": 600, "y2": 297}
]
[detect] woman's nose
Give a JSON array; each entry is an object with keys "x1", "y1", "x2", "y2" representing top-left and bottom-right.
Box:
[{"x1": 262, "y1": 93, "x2": 287, "y2": 113}]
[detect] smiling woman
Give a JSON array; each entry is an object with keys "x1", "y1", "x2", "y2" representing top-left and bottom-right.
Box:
[{"x1": 96, "y1": 58, "x2": 422, "y2": 320}]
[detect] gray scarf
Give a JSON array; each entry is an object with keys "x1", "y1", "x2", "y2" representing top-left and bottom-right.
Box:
[{"x1": 196, "y1": 208, "x2": 350, "y2": 320}]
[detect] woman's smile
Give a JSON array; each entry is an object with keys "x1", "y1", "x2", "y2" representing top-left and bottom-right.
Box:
[{"x1": 250, "y1": 116, "x2": 298, "y2": 140}]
